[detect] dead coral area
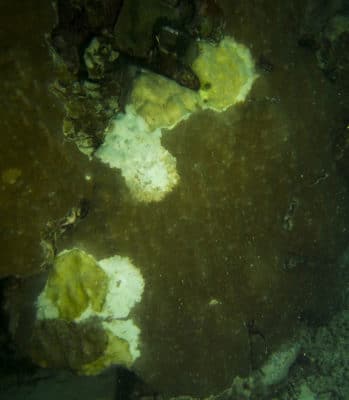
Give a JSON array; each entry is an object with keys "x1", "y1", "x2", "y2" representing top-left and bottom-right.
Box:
[{"x1": 166, "y1": 310, "x2": 349, "y2": 400}]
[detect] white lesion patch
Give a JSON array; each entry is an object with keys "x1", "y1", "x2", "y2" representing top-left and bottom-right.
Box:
[
  {"x1": 96, "y1": 106, "x2": 179, "y2": 202},
  {"x1": 96, "y1": 36, "x2": 258, "y2": 203}
]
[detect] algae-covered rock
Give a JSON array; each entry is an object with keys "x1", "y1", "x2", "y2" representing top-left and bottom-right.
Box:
[
  {"x1": 29, "y1": 318, "x2": 108, "y2": 370},
  {"x1": 37, "y1": 248, "x2": 108, "y2": 320},
  {"x1": 81, "y1": 321, "x2": 134, "y2": 374},
  {"x1": 84, "y1": 36, "x2": 120, "y2": 81}
]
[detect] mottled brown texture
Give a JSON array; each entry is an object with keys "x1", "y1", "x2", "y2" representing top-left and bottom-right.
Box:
[
  {"x1": 0, "y1": 1, "x2": 93, "y2": 278},
  {"x1": 2, "y1": 0, "x2": 349, "y2": 397},
  {"x1": 29, "y1": 318, "x2": 108, "y2": 370}
]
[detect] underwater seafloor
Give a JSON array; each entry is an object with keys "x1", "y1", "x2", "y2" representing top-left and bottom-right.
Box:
[{"x1": 0, "y1": 0, "x2": 348, "y2": 399}]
